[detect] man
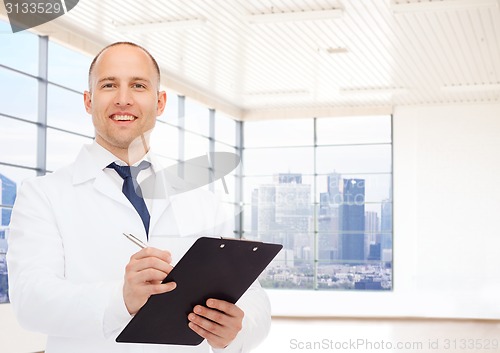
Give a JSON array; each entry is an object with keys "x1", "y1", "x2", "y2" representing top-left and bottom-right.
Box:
[{"x1": 7, "y1": 42, "x2": 271, "y2": 353}]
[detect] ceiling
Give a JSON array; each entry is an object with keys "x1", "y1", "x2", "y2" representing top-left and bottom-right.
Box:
[{"x1": 2, "y1": 0, "x2": 500, "y2": 120}]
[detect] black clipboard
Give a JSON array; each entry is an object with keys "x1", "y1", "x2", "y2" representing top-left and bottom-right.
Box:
[{"x1": 116, "y1": 237, "x2": 282, "y2": 345}]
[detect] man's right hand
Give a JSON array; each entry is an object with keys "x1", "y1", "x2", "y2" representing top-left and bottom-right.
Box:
[{"x1": 123, "y1": 247, "x2": 176, "y2": 315}]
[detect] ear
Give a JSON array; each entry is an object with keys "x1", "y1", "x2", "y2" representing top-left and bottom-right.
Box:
[
  {"x1": 83, "y1": 91, "x2": 92, "y2": 114},
  {"x1": 156, "y1": 90, "x2": 167, "y2": 116}
]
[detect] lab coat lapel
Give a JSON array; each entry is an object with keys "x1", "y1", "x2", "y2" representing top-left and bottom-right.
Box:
[
  {"x1": 93, "y1": 172, "x2": 131, "y2": 208},
  {"x1": 71, "y1": 145, "x2": 132, "y2": 209}
]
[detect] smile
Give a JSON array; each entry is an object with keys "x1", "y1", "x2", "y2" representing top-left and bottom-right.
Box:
[{"x1": 111, "y1": 114, "x2": 137, "y2": 121}]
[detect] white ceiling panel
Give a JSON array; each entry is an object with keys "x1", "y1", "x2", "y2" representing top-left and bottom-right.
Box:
[{"x1": 3, "y1": 0, "x2": 499, "y2": 119}]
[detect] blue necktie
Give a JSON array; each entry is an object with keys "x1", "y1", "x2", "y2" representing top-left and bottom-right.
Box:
[{"x1": 108, "y1": 161, "x2": 151, "y2": 236}]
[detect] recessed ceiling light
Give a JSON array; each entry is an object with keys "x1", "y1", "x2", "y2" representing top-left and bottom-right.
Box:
[
  {"x1": 247, "y1": 8, "x2": 343, "y2": 24},
  {"x1": 441, "y1": 83, "x2": 500, "y2": 92},
  {"x1": 339, "y1": 87, "x2": 408, "y2": 95},
  {"x1": 113, "y1": 18, "x2": 207, "y2": 32},
  {"x1": 325, "y1": 47, "x2": 348, "y2": 54},
  {"x1": 244, "y1": 89, "x2": 310, "y2": 97},
  {"x1": 392, "y1": 0, "x2": 498, "y2": 13}
]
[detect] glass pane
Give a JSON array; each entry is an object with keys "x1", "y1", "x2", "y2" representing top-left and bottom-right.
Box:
[
  {"x1": 243, "y1": 147, "x2": 314, "y2": 176},
  {"x1": 241, "y1": 204, "x2": 254, "y2": 236},
  {"x1": 215, "y1": 111, "x2": 236, "y2": 146},
  {"x1": 0, "y1": 165, "x2": 35, "y2": 189},
  {"x1": 0, "y1": 165, "x2": 36, "y2": 304},
  {"x1": 316, "y1": 115, "x2": 392, "y2": 145},
  {"x1": 184, "y1": 131, "x2": 209, "y2": 160},
  {"x1": 0, "y1": 230, "x2": 8, "y2": 302},
  {"x1": 184, "y1": 98, "x2": 209, "y2": 136},
  {"x1": 244, "y1": 119, "x2": 313, "y2": 147},
  {"x1": 48, "y1": 41, "x2": 92, "y2": 92},
  {"x1": 158, "y1": 90, "x2": 179, "y2": 124},
  {"x1": 47, "y1": 84, "x2": 93, "y2": 136},
  {"x1": 151, "y1": 121, "x2": 179, "y2": 160},
  {"x1": 220, "y1": 201, "x2": 238, "y2": 231},
  {"x1": 0, "y1": 68, "x2": 38, "y2": 122},
  {"x1": 243, "y1": 174, "x2": 314, "y2": 288},
  {"x1": 243, "y1": 175, "x2": 314, "y2": 207},
  {"x1": 259, "y1": 248, "x2": 315, "y2": 290},
  {"x1": 211, "y1": 173, "x2": 237, "y2": 205},
  {"x1": 316, "y1": 144, "x2": 392, "y2": 174},
  {"x1": 316, "y1": 173, "x2": 392, "y2": 204},
  {"x1": 0, "y1": 116, "x2": 37, "y2": 167},
  {"x1": 214, "y1": 142, "x2": 236, "y2": 154},
  {"x1": 0, "y1": 20, "x2": 38, "y2": 75},
  {"x1": 1, "y1": 171, "x2": 20, "y2": 242},
  {"x1": 46, "y1": 129, "x2": 93, "y2": 171}
]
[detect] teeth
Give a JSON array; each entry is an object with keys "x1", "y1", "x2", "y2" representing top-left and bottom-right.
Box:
[{"x1": 112, "y1": 115, "x2": 135, "y2": 121}]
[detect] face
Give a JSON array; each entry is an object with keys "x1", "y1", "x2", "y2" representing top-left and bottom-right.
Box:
[{"x1": 84, "y1": 44, "x2": 166, "y2": 161}]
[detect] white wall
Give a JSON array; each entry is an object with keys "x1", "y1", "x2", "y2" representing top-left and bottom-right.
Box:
[{"x1": 269, "y1": 102, "x2": 500, "y2": 319}]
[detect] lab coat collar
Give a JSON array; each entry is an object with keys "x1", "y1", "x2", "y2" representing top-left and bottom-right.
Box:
[{"x1": 71, "y1": 143, "x2": 105, "y2": 186}]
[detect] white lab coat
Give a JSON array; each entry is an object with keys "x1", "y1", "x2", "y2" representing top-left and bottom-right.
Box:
[{"x1": 7, "y1": 143, "x2": 271, "y2": 353}]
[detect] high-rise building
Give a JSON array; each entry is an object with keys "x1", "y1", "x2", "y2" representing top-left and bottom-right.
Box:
[
  {"x1": 0, "y1": 174, "x2": 17, "y2": 240},
  {"x1": 0, "y1": 174, "x2": 15, "y2": 303},
  {"x1": 318, "y1": 172, "x2": 342, "y2": 262},
  {"x1": 327, "y1": 172, "x2": 341, "y2": 204},
  {"x1": 364, "y1": 211, "x2": 380, "y2": 259},
  {"x1": 252, "y1": 173, "x2": 312, "y2": 265},
  {"x1": 277, "y1": 173, "x2": 302, "y2": 184},
  {"x1": 380, "y1": 199, "x2": 393, "y2": 262},
  {"x1": 339, "y1": 178, "x2": 365, "y2": 261}
]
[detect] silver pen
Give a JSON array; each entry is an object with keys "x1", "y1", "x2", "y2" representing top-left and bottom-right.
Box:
[{"x1": 123, "y1": 232, "x2": 148, "y2": 249}]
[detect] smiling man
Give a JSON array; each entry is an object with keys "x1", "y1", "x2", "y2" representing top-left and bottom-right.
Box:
[{"x1": 7, "y1": 42, "x2": 271, "y2": 353}]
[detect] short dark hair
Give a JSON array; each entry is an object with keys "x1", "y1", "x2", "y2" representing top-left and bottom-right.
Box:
[{"x1": 88, "y1": 41, "x2": 161, "y2": 90}]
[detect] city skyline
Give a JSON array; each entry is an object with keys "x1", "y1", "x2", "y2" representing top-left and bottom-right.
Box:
[
  {"x1": 251, "y1": 172, "x2": 392, "y2": 290},
  {"x1": 0, "y1": 173, "x2": 17, "y2": 303}
]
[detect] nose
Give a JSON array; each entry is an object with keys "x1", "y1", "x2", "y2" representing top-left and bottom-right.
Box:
[{"x1": 114, "y1": 86, "x2": 133, "y2": 106}]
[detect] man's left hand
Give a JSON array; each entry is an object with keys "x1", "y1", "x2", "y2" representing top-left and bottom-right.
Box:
[{"x1": 188, "y1": 298, "x2": 244, "y2": 349}]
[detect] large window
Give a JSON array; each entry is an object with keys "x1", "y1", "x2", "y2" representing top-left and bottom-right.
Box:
[
  {"x1": 243, "y1": 116, "x2": 393, "y2": 290},
  {"x1": 0, "y1": 21, "x2": 93, "y2": 303}
]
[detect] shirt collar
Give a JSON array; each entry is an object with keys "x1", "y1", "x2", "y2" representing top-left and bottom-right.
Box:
[{"x1": 88, "y1": 141, "x2": 154, "y2": 170}]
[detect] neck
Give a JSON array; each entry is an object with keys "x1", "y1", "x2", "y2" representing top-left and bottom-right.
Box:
[
  {"x1": 96, "y1": 134, "x2": 150, "y2": 166},
  {"x1": 124, "y1": 135, "x2": 150, "y2": 165}
]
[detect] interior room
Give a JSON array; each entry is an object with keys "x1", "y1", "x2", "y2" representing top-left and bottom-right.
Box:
[{"x1": 1, "y1": 0, "x2": 500, "y2": 352}]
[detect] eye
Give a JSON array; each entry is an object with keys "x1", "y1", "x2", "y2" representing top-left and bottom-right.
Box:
[
  {"x1": 101, "y1": 83, "x2": 115, "y2": 89},
  {"x1": 133, "y1": 83, "x2": 146, "y2": 89}
]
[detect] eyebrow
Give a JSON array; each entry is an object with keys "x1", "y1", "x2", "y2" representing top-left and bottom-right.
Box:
[{"x1": 97, "y1": 76, "x2": 152, "y2": 85}]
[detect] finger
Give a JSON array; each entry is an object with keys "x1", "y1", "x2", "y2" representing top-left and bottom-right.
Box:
[
  {"x1": 206, "y1": 299, "x2": 244, "y2": 319},
  {"x1": 123, "y1": 281, "x2": 176, "y2": 315},
  {"x1": 147, "y1": 281, "x2": 177, "y2": 295},
  {"x1": 126, "y1": 255, "x2": 174, "y2": 275},
  {"x1": 188, "y1": 312, "x2": 223, "y2": 338},
  {"x1": 127, "y1": 268, "x2": 172, "y2": 285},
  {"x1": 192, "y1": 305, "x2": 226, "y2": 327},
  {"x1": 187, "y1": 316, "x2": 233, "y2": 349},
  {"x1": 130, "y1": 281, "x2": 177, "y2": 296},
  {"x1": 188, "y1": 321, "x2": 224, "y2": 347},
  {"x1": 189, "y1": 303, "x2": 243, "y2": 337},
  {"x1": 131, "y1": 247, "x2": 172, "y2": 264}
]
